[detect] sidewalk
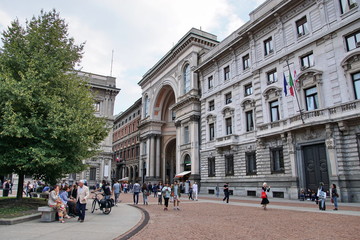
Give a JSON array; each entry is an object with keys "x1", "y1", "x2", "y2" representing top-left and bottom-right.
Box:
[{"x1": 0, "y1": 199, "x2": 142, "y2": 240}]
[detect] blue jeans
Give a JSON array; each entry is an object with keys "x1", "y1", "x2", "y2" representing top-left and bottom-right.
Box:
[
  {"x1": 332, "y1": 196, "x2": 338, "y2": 209},
  {"x1": 133, "y1": 192, "x2": 139, "y2": 204},
  {"x1": 76, "y1": 200, "x2": 86, "y2": 220}
]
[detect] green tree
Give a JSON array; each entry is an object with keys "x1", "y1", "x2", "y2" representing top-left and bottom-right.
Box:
[{"x1": 0, "y1": 10, "x2": 109, "y2": 199}]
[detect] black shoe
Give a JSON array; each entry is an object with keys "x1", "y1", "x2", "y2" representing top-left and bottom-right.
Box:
[
  {"x1": 77, "y1": 218, "x2": 81, "y2": 221},
  {"x1": 80, "y1": 220, "x2": 84, "y2": 223}
]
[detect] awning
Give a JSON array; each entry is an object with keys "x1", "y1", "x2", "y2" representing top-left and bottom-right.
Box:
[
  {"x1": 119, "y1": 177, "x2": 129, "y2": 181},
  {"x1": 175, "y1": 171, "x2": 191, "y2": 178}
]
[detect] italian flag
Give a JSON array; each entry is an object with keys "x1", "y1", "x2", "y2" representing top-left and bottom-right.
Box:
[{"x1": 289, "y1": 72, "x2": 294, "y2": 96}]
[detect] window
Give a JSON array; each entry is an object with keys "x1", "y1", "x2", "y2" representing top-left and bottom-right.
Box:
[
  {"x1": 296, "y1": 16, "x2": 308, "y2": 37},
  {"x1": 209, "y1": 100, "x2": 215, "y2": 111},
  {"x1": 171, "y1": 111, "x2": 176, "y2": 121},
  {"x1": 246, "y1": 151, "x2": 257, "y2": 175},
  {"x1": 243, "y1": 54, "x2": 250, "y2": 70},
  {"x1": 270, "y1": 100, "x2": 280, "y2": 122},
  {"x1": 264, "y1": 37, "x2": 273, "y2": 56},
  {"x1": 184, "y1": 64, "x2": 191, "y2": 93},
  {"x1": 209, "y1": 123, "x2": 215, "y2": 141},
  {"x1": 246, "y1": 110, "x2": 254, "y2": 132},
  {"x1": 339, "y1": 0, "x2": 357, "y2": 14},
  {"x1": 225, "y1": 117, "x2": 232, "y2": 135},
  {"x1": 90, "y1": 167, "x2": 96, "y2": 181},
  {"x1": 225, "y1": 92, "x2": 232, "y2": 104},
  {"x1": 353, "y1": 72, "x2": 360, "y2": 99},
  {"x1": 305, "y1": 87, "x2": 319, "y2": 111},
  {"x1": 94, "y1": 102, "x2": 101, "y2": 112},
  {"x1": 271, "y1": 147, "x2": 284, "y2": 173},
  {"x1": 225, "y1": 154, "x2": 234, "y2": 176},
  {"x1": 208, "y1": 76, "x2": 214, "y2": 89},
  {"x1": 301, "y1": 53, "x2": 314, "y2": 69},
  {"x1": 345, "y1": 31, "x2": 360, "y2": 51},
  {"x1": 267, "y1": 69, "x2": 277, "y2": 84},
  {"x1": 144, "y1": 95, "x2": 149, "y2": 117},
  {"x1": 184, "y1": 126, "x2": 190, "y2": 144},
  {"x1": 208, "y1": 157, "x2": 216, "y2": 177},
  {"x1": 244, "y1": 84, "x2": 253, "y2": 96},
  {"x1": 224, "y1": 66, "x2": 230, "y2": 81}
]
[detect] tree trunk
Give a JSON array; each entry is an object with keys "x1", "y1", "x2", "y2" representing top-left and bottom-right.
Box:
[{"x1": 16, "y1": 173, "x2": 24, "y2": 200}]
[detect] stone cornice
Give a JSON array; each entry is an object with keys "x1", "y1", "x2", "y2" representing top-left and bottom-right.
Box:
[
  {"x1": 138, "y1": 29, "x2": 218, "y2": 87},
  {"x1": 171, "y1": 95, "x2": 201, "y2": 111}
]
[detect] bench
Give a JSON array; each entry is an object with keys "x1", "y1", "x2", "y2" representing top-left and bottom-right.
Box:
[{"x1": 38, "y1": 206, "x2": 56, "y2": 222}]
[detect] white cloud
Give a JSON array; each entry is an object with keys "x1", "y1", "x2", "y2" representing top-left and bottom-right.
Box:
[{"x1": 0, "y1": 0, "x2": 267, "y2": 114}]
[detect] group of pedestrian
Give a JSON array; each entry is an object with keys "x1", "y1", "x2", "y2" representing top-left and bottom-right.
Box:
[{"x1": 47, "y1": 180, "x2": 89, "y2": 223}]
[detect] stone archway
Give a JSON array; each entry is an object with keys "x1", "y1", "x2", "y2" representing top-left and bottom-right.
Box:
[{"x1": 164, "y1": 138, "x2": 176, "y2": 183}]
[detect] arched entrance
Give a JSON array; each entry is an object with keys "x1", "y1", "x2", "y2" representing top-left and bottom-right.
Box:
[
  {"x1": 184, "y1": 154, "x2": 191, "y2": 171},
  {"x1": 165, "y1": 139, "x2": 176, "y2": 183}
]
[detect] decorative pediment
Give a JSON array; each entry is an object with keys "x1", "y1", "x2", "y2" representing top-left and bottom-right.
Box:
[
  {"x1": 296, "y1": 69, "x2": 323, "y2": 89},
  {"x1": 206, "y1": 114, "x2": 217, "y2": 123},
  {"x1": 262, "y1": 86, "x2": 282, "y2": 100},
  {"x1": 341, "y1": 51, "x2": 360, "y2": 71},
  {"x1": 221, "y1": 106, "x2": 235, "y2": 117},
  {"x1": 240, "y1": 98, "x2": 255, "y2": 110}
]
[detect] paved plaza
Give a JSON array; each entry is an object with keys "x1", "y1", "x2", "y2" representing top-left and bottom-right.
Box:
[{"x1": 1, "y1": 190, "x2": 359, "y2": 240}]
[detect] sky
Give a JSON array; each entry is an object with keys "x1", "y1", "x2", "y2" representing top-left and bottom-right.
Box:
[{"x1": 0, "y1": 0, "x2": 266, "y2": 115}]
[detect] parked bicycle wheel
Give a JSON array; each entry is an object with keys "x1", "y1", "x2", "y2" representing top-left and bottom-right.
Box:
[{"x1": 91, "y1": 199, "x2": 97, "y2": 213}]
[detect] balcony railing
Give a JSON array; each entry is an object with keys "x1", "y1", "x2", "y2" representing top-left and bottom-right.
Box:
[
  {"x1": 257, "y1": 100, "x2": 360, "y2": 136},
  {"x1": 215, "y1": 134, "x2": 239, "y2": 148}
]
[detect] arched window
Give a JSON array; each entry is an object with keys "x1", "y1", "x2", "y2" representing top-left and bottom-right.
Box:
[
  {"x1": 183, "y1": 64, "x2": 191, "y2": 94},
  {"x1": 184, "y1": 154, "x2": 191, "y2": 171},
  {"x1": 144, "y1": 95, "x2": 149, "y2": 117}
]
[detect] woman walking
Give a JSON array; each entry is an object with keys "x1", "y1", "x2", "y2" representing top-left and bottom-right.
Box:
[
  {"x1": 162, "y1": 183, "x2": 171, "y2": 211},
  {"x1": 142, "y1": 183, "x2": 149, "y2": 205},
  {"x1": 331, "y1": 184, "x2": 339, "y2": 210},
  {"x1": 261, "y1": 182, "x2": 271, "y2": 210}
]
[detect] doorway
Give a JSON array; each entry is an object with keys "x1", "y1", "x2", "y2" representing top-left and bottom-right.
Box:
[
  {"x1": 165, "y1": 139, "x2": 176, "y2": 183},
  {"x1": 303, "y1": 143, "x2": 329, "y2": 191}
]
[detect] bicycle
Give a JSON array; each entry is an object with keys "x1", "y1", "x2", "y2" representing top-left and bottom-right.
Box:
[{"x1": 91, "y1": 192, "x2": 112, "y2": 214}]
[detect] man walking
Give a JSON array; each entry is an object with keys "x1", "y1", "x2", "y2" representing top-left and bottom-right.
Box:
[
  {"x1": 223, "y1": 182, "x2": 230, "y2": 203},
  {"x1": 113, "y1": 181, "x2": 121, "y2": 206},
  {"x1": 133, "y1": 181, "x2": 141, "y2": 205},
  {"x1": 76, "y1": 180, "x2": 90, "y2": 222},
  {"x1": 193, "y1": 182, "x2": 198, "y2": 201}
]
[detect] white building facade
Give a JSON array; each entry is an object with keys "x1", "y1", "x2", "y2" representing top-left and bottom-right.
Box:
[
  {"x1": 196, "y1": 0, "x2": 360, "y2": 202},
  {"x1": 138, "y1": 29, "x2": 218, "y2": 184}
]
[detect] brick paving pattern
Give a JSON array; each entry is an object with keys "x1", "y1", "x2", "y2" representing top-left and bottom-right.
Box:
[{"x1": 118, "y1": 193, "x2": 359, "y2": 240}]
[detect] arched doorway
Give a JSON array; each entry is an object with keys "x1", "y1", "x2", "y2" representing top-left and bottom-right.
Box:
[
  {"x1": 184, "y1": 154, "x2": 191, "y2": 171},
  {"x1": 165, "y1": 139, "x2": 176, "y2": 183}
]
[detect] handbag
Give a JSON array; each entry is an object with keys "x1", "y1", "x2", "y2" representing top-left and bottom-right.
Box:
[{"x1": 261, "y1": 192, "x2": 267, "y2": 199}]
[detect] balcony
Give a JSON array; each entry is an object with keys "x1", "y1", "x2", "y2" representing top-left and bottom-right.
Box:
[
  {"x1": 215, "y1": 134, "x2": 239, "y2": 148},
  {"x1": 257, "y1": 100, "x2": 360, "y2": 137}
]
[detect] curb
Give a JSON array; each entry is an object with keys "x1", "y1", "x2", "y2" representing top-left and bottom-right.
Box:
[
  {"x1": 0, "y1": 213, "x2": 41, "y2": 225},
  {"x1": 114, "y1": 204, "x2": 150, "y2": 240}
]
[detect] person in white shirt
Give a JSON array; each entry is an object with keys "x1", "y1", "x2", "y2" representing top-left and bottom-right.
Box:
[{"x1": 193, "y1": 182, "x2": 198, "y2": 201}]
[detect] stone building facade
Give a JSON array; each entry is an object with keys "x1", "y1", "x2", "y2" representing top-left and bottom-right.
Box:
[
  {"x1": 112, "y1": 98, "x2": 142, "y2": 183},
  {"x1": 196, "y1": 0, "x2": 360, "y2": 202},
  {"x1": 67, "y1": 71, "x2": 120, "y2": 187},
  {"x1": 138, "y1": 28, "x2": 218, "y2": 184}
]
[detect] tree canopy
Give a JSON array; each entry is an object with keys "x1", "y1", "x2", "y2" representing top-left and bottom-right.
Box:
[{"x1": 0, "y1": 10, "x2": 109, "y2": 197}]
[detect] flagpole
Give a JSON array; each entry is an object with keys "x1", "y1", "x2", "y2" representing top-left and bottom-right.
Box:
[{"x1": 286, "y1": 59, "x2": 304, "y2": 124}]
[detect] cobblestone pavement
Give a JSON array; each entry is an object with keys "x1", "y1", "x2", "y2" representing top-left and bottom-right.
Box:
[{"x1": 118, "y1": 192, "x2": 359, "y2": 240}]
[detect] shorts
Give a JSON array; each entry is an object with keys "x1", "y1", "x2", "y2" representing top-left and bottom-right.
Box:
[{"x1": 173, "y1": 195, "x2": 180, "y2": 201}]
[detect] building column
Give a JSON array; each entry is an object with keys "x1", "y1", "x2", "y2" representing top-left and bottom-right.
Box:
[
  {"x1": 326, "y1": 124, "x2": 338, "y2": 176},
  {"x1": 156, "y1": 136, "x2": 161, "y2": 178},
  {"x1": 190, "y1": 116, "x2": 200, "y2": 176},
  {"x1": 175, "y1": 121, "x2": 182, "y2": 174},
  {"x1": 150, "y1": 136, "x2": 155, "y2": 177},
  {"x1": 100, "y1": 158, "x2": 104, "y2": 181},
  {"x1": 145, "y1": 138, "x2": 150, "y2": 177},
  {"x1": 133, "y1": 166, "x2": 136, "y2": 183}
]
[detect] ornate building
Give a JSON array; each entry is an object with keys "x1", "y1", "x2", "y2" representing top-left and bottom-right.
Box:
[
  {"x1": 112, "y1": 98, "x2": 142, "y2": 183},
  {"x1": 196, "y1": 0, "x2": 360, "y2": 202},
  {"x1": 138, "y1": 28, "x2": 218, "y2": 184},
  {"x1": 68, "y1": 71, "x2": 120, "y2": 186}
]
